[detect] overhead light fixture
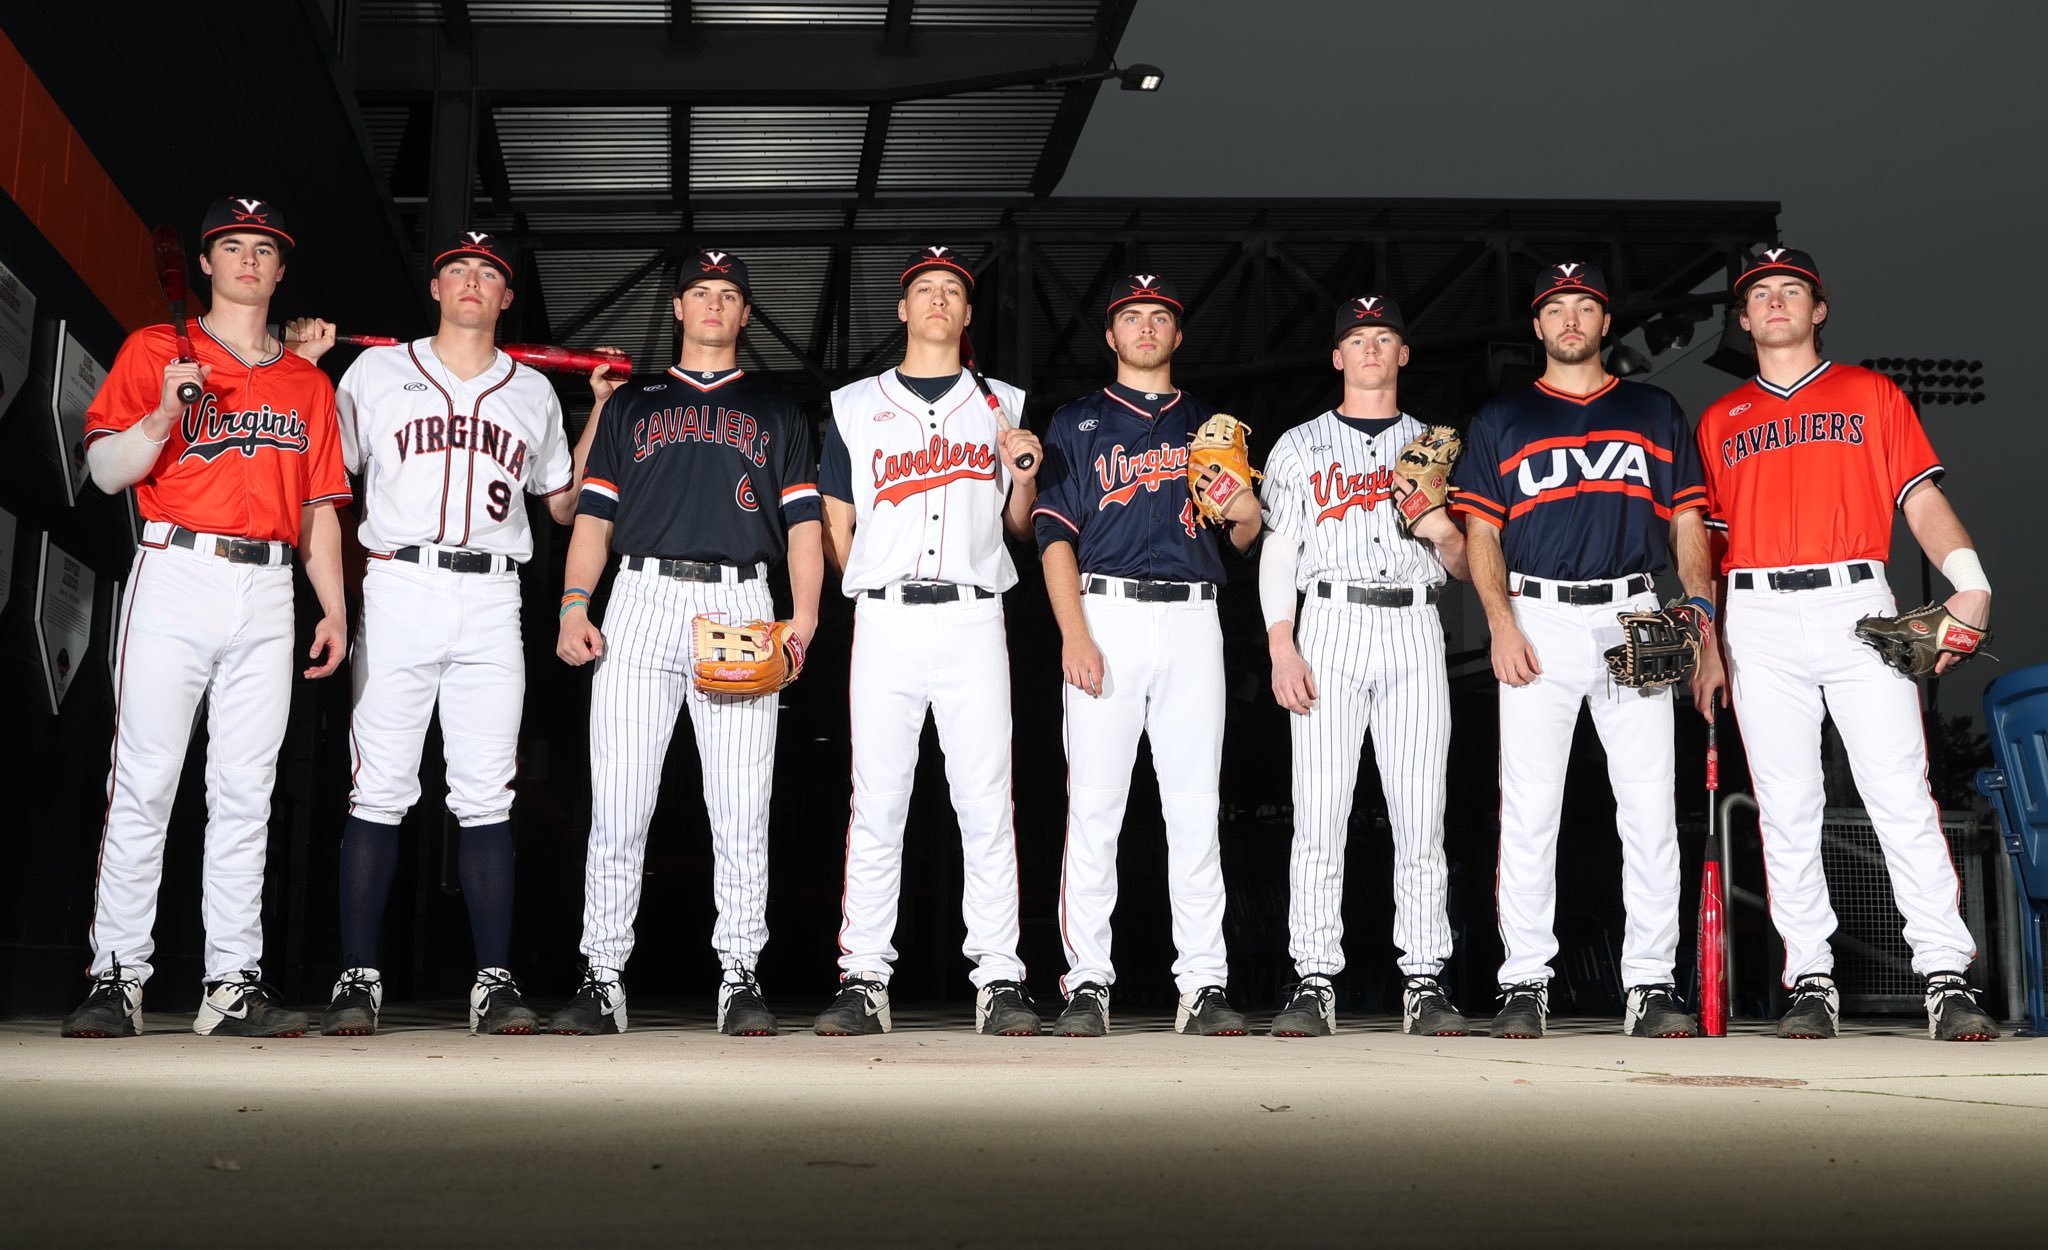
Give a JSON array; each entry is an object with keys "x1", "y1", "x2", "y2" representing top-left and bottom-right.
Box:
[
  {"x1": 1606, "y1": 344, "x2": 1651, "y2": 377},
  {"x1": 1703, "y1": 307, "x2": 1757, "y2": 378},
  {"x1": 1855, "y1": 357, "x2": 1988, "y2": 412},
  {"x1": 1120, "y1": 63, "x2": 1165, "y2": 92},
  {"x1": 1643, "y1": 312, "x2": 1694, "y2": 356}
]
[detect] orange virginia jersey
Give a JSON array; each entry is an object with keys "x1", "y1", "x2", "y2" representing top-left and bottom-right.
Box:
[
  {"x1": 1695, "y1": 361, "x2": 1941, "y2": 572},
  {"x1": 84, "y1": 319, "x2": 351, "y2": 543}
]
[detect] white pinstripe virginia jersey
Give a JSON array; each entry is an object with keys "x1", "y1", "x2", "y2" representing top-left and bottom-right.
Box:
[
  {"x1": 336, "y1": 339, "x2": 572, "y2": 562},
  {"x1": 1260, "y1": 411, "x2": 1447, "y2": 588},
  {"x1": 821, "y1": 370, "x2": 1025, "y2": 595}
]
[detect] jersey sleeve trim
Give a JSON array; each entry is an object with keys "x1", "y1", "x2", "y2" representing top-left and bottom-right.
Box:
[
  {"x1": 1895, "y1": 464, "x2": 1944, "y2": 508},
  {"x1": 582, "y1": 476, "x2": 620, "y2": 503},
  {"x1": 1031, "y1": 505, "x2": 1079, "y2": 534},
  {"x1": 781, "y1": 482, "x2": 819, "y2": 502},
  {"x1": 1449, "y1": 489, "x2": 1507, "y2": 522},
  {"x1": 537, "y1": 480, "x2": 575, "y2": 499},
  {"x1": 303, "y1": 490, "x2": 353, "y2": 507}
]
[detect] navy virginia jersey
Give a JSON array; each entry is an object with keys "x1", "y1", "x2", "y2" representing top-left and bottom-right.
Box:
[
  {"x1": 578, "y1": 367, "x2": 820, "y2": 561},
  {"x1": 1031, "y1": 384, "x2": 1234, "y2": 584},
  {"x1": 1449, "y1": 376, "x2": 1706, "y2": 581}
]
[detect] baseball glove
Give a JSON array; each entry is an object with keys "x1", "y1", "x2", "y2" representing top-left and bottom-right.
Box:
[
  {"x1": 1603, "y1": 601, "x2": 1708, "y2": 688},
  {"x1": 691, "y1": 615, "x2": 805, "y2": 697},
  {"x1": 1854, "y1": 603, "x2": 1992, "y2": 677},
  {"x1": 1393, "y1": 424, "x2": 1463, "y2": 533},
  {"x1": 1186, "y1": 413, "x2": 1262, "y2": 526}
]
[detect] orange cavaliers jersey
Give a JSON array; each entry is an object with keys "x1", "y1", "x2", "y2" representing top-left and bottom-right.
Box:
[
  {"x1": 1696, "y1": 361, "x2": 1941, "y2": 572},
  {"x1": 84, "y1": 319, "x2": 350, "y2": 543}
]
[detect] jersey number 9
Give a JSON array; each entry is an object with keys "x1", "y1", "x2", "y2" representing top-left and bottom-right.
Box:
[{"x1": 486, "y1": 480, "x2": 513, "y2": 522}]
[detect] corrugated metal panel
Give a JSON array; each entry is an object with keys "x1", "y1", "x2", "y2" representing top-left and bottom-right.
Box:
[
  {"x1": 360, "y1": 105, "x2": 411, "y2": 188},
  {"x1": 693, "y1": 2, "x2": 890, "y2": 23},
  {"x1": 853, "y1": 206, "x2": 1006, "y2": 231},
  {"x1": 877, "y1": 88, "x2": 1058, "y2": 191},
  {"x1": 692, "y1": 108, "x2": 865, "y2": 191},
  {"x1": 693, "y1": 209, "x2": 850, "y2": 231},
  {"x1": 524, "y1": 211, "x2": 685, "y2": 232},
  {"x1": 468, "y1": 1, "x2": 669, "y2": 20},
  {"x1": 358, "y1": 0, "x2": 440, "y2": 20},
  {"x1": 913, "y1": 0, "x2": 1101, "y2": 26},
  {"x1": 495, "y1": 108, "x2": 671, "y2": 194},
  {"x1": 730, "y1": 247, "x2": 834, "y2": 371}
]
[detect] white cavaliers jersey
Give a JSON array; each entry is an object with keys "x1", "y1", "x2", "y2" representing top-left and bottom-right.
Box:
[
  {"x1": 822, "y1": 370, "x2": 1024, "y2": 595},
  {"x1": 336, "y1": 339, "x2": 573, "y2": 562},
  {"x1": 1261, "y1": 411, "x2": 1447, "y2": 588}
]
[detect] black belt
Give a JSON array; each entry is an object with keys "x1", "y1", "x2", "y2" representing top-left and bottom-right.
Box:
[
  {"x1": 1732, "y1": 562, "x2": 1876, "y2": 592},
  {"x1": 1517, "y1": 573, "x2": 1651, "y2": 605},
  {"x1": 391, "y1": 546, "x2": 507, "y2": 574},
  {"x1": 626, "y1": 556, "x2": 760, "y2": 582},
  {"x1": 167, "y1": 526, "x2": 290, "y2": 566},
  {"x1": 1085, "y1": 577, "x2": 1217, "y2": 602},
  {"x1": 866, "y1": 583, "x2": 994, "y2": 605},
  {"x1": 1314, "y1": 582, "x2": 1441, "y2": 607}
]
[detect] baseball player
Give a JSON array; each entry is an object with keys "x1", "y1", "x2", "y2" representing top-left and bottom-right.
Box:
[
  {"x1": 810, "y1": 245, "x2": 1044, "y2": 1037},
  {"x1": 286, "y1": 231, "x2": 583, "y2": 1037},
  {"x1": 1695, "y1": 246, "x2": 1999, "y2": 1042},
  {"x1": 550, "y1": 249, "x2": 821, "y2": 1037},
  {"x1": 1031, "y1": 274, "x2": 1261, "y2": 1037},
  {"x1": 1257, "y1": 295, "x2": 1470, "y2": 1037},
  {"x1": 61, "y1": 198, "x2": 349, "y2": 1039},
  {"x1": 1449, "y1": 262, "x2": 1715, "y2": 1041}
]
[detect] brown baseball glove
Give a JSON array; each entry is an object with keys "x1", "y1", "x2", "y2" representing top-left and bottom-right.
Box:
[
  {"x1": 691, "y1": 615, "x2": 805, "y2": 697},
  {"x1": 1854, "y1": 602, "x2": 1992, "y2": 677},
  {"x1": 1603, "y1": 601, "x2": 1708, "y2": 688},
  {"x1": 1393, "y1": 424, "x2": 1463, "y2": 533},
  {"x1": 1186, "y1": 412, "x2": 1262, "y2": 526}
]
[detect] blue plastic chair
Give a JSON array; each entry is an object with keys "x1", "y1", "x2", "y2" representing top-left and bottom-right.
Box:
[{"x1": 1978, "y1": 662, "x2": 2048, "y2": 1037}]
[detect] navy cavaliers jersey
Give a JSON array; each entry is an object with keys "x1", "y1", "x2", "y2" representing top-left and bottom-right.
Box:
[
  {"x1": 1031, "y1": 385, "x2": 1233, "y2": 584},
  {"x1": 1450, "y1": 377, "x2": 1706, "y2": 581},
  {"x1": 577, "y1": 367, "x2": 820, "y2": 562}
]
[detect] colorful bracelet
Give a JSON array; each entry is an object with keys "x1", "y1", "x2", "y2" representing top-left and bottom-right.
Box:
[
  {"x1": 1684, "y1": 595, "x2": 1715, "y2": 623},
  {"x1": 559, "y1": 587, "x2": 592, "y2": 619}
]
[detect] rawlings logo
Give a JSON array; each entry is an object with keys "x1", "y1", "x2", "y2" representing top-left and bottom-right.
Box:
[
  {"x1": 711, "y1": 665, "x2": 755, "y2": 681},
  {"x1": 1094, "y1": 441, "x2": 1189, "y2": 507},
  {"x1": 178, "y1": 400, "x2": 309, "y2": 463},
  {"x1": 873, "y1": 410, "x2": 898, "y2": 423},
  {"x1": 1310, "y1": 462, "x2": 1397, "y2": 523},
  {"x1": 404, "y1": 382, "x2": 428, "y2": 392},
  {"x1": 1942, "y1": 622, "x2": 1984, "y2": 649},
  {"x1": 871, "y1": 436, "x2": 997, "y2": 505},
  {"x1": 1078, "y1": 419, "x2": 1099, "y2": 431},
  {"x1": 1728, "y1": 402, "x2": 1752, "y2": 417}
]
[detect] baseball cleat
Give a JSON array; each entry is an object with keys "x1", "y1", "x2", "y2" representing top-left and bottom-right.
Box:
[
  {"x1": 1925, "y1": 972, "x2": 2000, "y2": 1042},
  {"x1": 974, "y1": 980, "x2": 1041, "y2": 1036},
  {"x1": 1488, "y1": 982, "x2": 1549, "y2": 1039},
  {"x1": 1053, "y1": 983, "x2": 1110, "y2": 1037},
  {"x1": 1623, "y1": 983, "x2": 1699, "y2": 1038},
  {"x1": 193, "y1": 972, "x2": 309, "y2": 1038},
  {"x1": 61, "y1": 962, "x2": 143, "y2": 1038},
  {"x1": 548, "y1": 966, "x2": 628, "y2": 1035},
  {"x1": 470, "y1": 968, "x2": 540, "y2": 1035},
  {"x1": 1175, "y1": 985, "x2": 1248, "y2": 1036},
  {"x1": 813, "y1": 976, "x2": 891, "y2": 1036},
  {"x1": 1402, "y1": 974, "x2": 1468, "y2": 1037},
  {"x1": 1776, "y1": 974, "x2": 1839, "y2": 1039},
  {"x1": 1270, "y1": 975, "x2": 1336, "y2": 1037},
  {"x1": 717, "y1": 970, "x2": 780, "y2": 1037},
  {"x1": 321, "y1": 967, "x2": 383, "y2": 1036}
]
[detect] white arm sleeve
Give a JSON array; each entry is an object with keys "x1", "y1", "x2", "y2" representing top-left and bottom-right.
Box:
[
  {"x1": 86, "y1": 424, "x2": 167, "y2": 494},
  {"x1": 1259, "y1": 527, "x2": 1301, "y2": 628}
]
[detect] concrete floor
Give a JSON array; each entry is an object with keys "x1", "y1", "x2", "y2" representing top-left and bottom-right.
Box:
[{"x1": 2, "y1": 1003, "x2": 2044, "y2": 1248}]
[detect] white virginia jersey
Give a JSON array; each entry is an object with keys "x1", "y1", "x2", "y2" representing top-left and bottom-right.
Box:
[
  {"x1": 822, "y1": 370, "x2": 1024, "y2": 595},
  {"x1": 337, "y1": 339, "x2": 573, "y2": 562},
  {"x1": 1261, "y1": 411, "x2": 1447, "y2": 588}
]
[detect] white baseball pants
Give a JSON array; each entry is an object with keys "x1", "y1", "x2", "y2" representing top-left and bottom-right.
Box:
[
  {"x1": 1289, "y1": 593, "x2": 1454, "y2": 979},
  {"x1": 1495, "y1": 577, "x2": 1681, "y2": 989},
  {"x1": 91, "y1": 534, "x2": 296, "y2": 984},
  {"x1": 580, "y1": 563, "x2": 777, "y2": 974},
  {"x1": 347, "y1": 557, "x2": 524, "y2": 828},
  {"x1": 1723, "y1": 562, "x2": 1974, "y2": 982},
  {"x1": 835, "y1": 590, "x2": 1025, "y2": 988},
  {"x1": 1059, "y1": 586, "x2": 1230, "y2": 996}
]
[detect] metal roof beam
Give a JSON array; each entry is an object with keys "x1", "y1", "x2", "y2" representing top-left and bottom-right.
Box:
[
  {"x1": 882, "y1": 0, "x2": 915, "y2": 54},
  {"x1": 352, "y1": 25, "x2": 1104, "y2": 104},
  {"x1": 1029, "y1": 0, "x2": 1136, "y2": 196},
  {"x1": 553, "y1": 252, "x2": 675, "y2": 342}
]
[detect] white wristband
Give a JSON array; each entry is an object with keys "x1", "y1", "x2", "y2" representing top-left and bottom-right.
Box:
[{"x1": 1941, "y1": 548, "x2": 1991, "y2": 595}]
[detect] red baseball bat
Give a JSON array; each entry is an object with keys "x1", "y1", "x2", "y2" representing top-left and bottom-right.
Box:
[
  {"x1": 300, "y1": 334, "x2": 632, "y2": 378},
  {"x1": 151, "y1": 226, "x2": 202, "y2": 404},
  {"x1": 962, "y1": 333, "x2": 1032, "y2": 470},
  {"x1": 1698, "y1": 715, "x2": 1728, "y2": 1036}
]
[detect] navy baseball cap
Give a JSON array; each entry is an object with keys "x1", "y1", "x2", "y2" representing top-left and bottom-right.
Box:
[
  {"x1": 678, "y1": 249, "x2": 752, "y2": 303},
  {"x1": 431, "y1": 229, "x2": 516, "y2": 283},
  {"x1": 1334, "y1": 294, "x2": 1406, "y2": 343},
  {"x1": 1734, "y1": 245, "x2": 1822, "y2": 295},
  {"x1": 1107, "y1": 273, "x2": 1184, "y2": 319},
  {"x1": 900, "y1": 245, "x2": 975, "y2": 292},
  {"x1": 1531, "y1": 261, "x2": 1608, "y2": 309},
  {"x1": 200, "y1": 197, "x2": 294, "y2": 251}
]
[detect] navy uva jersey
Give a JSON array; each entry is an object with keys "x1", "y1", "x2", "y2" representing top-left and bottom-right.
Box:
[
  {"x1": 578, "y1": 367, "x2": 820, "y2": 561},
  {"x1": 1449, "y1": 377, "x2": 1706, "y2": 581},
  {"x1": 1031, "y1": 385, "x2": 1233, "y2": 584}
]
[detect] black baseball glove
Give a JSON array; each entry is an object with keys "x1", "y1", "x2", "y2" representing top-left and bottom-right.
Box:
[{"x1": 1604, "y1": 601, "x2": 1707, "y2": 689}]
